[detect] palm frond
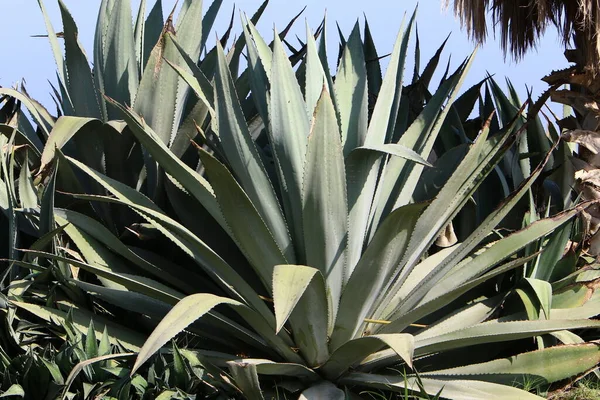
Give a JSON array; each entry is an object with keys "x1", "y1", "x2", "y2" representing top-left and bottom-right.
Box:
[{"x1": 447, "y1": 0, "x2": 600, "y2": 71}]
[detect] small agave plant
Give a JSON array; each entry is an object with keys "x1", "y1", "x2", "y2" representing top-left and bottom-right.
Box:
[{"x1": 2, "y1": 0, "x2": 600, "y2": 399}]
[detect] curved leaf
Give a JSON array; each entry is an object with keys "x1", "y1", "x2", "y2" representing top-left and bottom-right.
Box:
[
  {"x1": 132, "y1": 294, "x2": 241, "y2": 374},
  {"x1": 341, "y1": 373, "x2": 544, "y2": 400},
  {"x1": 423, "y1": 342, "x2": 600, "y2": 386},
  {"x1": 198, "y1": 149, "x2": 287, "y2": 289},
  {"x1": 322, "y1": 334, "x2": 414, "y2": 380}
]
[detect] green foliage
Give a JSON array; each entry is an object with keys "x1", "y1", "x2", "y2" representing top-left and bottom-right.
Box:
[
  {"x1": 0, "y1": 316, "x2": 228, "y2": 399},
  {"x1": 0, "y1": 0, "x2": 597, "y2": 399}
]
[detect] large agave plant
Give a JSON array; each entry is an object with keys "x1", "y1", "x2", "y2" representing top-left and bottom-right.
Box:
[{"x1": 2, "y1": 1, "x2": 600, "y2": 399}]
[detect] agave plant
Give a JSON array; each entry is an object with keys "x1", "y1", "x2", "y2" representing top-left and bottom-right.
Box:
[{"x1": 2, "y1": 0, "x2": 600, "y2": 399}]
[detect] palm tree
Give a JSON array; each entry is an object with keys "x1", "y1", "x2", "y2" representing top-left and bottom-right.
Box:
[{"x1": 447, "y1": 0, "x2": 600, "y2": 71}]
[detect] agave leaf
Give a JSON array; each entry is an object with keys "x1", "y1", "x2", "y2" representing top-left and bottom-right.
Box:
[
  {"x1": 226, "y1": 1, "x2": 270, "y2": 84},
  {"x1": 39, "y1": 163, "x2": 57, "y2": 236},
  {"x1": 241, "y1": 20, "x2": 270, "y2": 126},
  {"x1": 234, "y1": 359, "x2": 319, "y2": 381},
  {"x1": 304, "y1": 22, "x2": 328, "y2": 123},
  {"x1": 299, "y1": 382, "x2": 345, "y2": 400},
  {"x1": 335, "y1": 22, "x2": 368, "y2": 156},
  {"x1": 227, "y1": 362, "x2": 265, "y2": 400},
  {"x1": 302, "y1": 89, "x2": 347, "y2": 323},
  {"x1": 39, "y1": 116, "x2": 101, "y2": 173},
  {"x1": 371, "y1": 53, "x2": 475, "y2": 233},
  {"x1": 550, "y1": 290, "x2": 600, "y2": 320},
  {"x1": 331, "y1": 202, "x2": 427, "y2": 350},
  {"x1": 18, "y1": 151, "x2": 37, "y2": 209},
  {"x1": 64, "y1": 157, "x2": 279, "y2": 329},
  {"x1": 20, "y1": 89, "x2": 56, "y2": 128},
  {"x1": 454, "y1": 78, "x2": 488, "y2": 123},
  {"x1": 134, "y1": 28, "x2": 180, "y2": 144},
  {"x1": 37, "y1": 0, "x2": 73, "y2": 115},
  {"x1": 164, "y1": 33, "x2": 214, "y2": 112},
  {"x1": 0, "y1": 167, "x2": 9, "y2": 212},
  {"x1": 363, "y1": 19, "x2": 382, "y2": 107},
  {"x1": 416, "y1": 296, "x2": 504, "y2": 343},
  {"x1": 77, "y1": 281, "x2": 273, "y2": 354},
  {"x1": 353, "y1": 144, "x2": 432, "y2": 167},
  {"x1": 391, "y1": 246, "x2": 458, "y2": 306},
  {"x1": 58, "y1": 0, "x2": 102, "y2": 119},
  {"x1": 74, "y1": 280, "x2": 171, "y2": 319},
  {"x1": 171, "y1": 342, "x2": 187, "y2": 388},
  {"x1": 346, "y1": 13, "x2": 414, "y2": 274},
  {"x1": 200, "y1": 0, "x2": 223, "y2": 53},
  {"x1": 1, "y1": 141, "x2": 18, "y2": 262},
  {"x1": 93, "y1": 0, "x2": 112, "y2": 120},
  {"x1": 56, "y1": 213, "x2": 137, "y2": 290},
  {"x1": 170, "y1": 0, "x2": 204, "y2": 105},
  {"x1": 142, "y1": 0, "x2": 164, "y2": 69},
  {"x1": 26, "y1": 224, "x2": 68, "y2": 257},
  {"x1": 132, "y1": 291, "x2": 305, "y2": 375},
  {"x1": 133, "y1": 0, "x2": 146, "y2": 71},
  {"x1": 0, "y1": 89, "x2": 52, "y2": 137},
  {"x1": 551, "y1": 330, "x2": 586, "y2": 345},
  {"x1": 272, "y1": 265, "x2": 320, "y2": 333},
  {"x1": 212, "y1": 42, "x2": 292, "y2": 261},
  {"x1": 14, "y1": 301, "x2": 144, "y2": 350},
  {"x1": 54, "y1": 209, "x2": 200, "y2": 293},
  {"x1": 377, "y1": 111, "x2": 520, "y2": 320},
  {"x1": 134, "y1": 0, "x2": 204, "y2": 145},
  {"x1": 99, "y1": 0, "x2": 139, "y2": 114},
  {"x1": 107, "y1": 98, "x2": 227, "y2": 229},
  {"x1": 198, "y1": 149, "x2": 287, "y2": 288},
  {"x1": 162, "y1": 55, "x2": 214, "y2": 115},
  {"x1": 423, "y1": 342, "x2": 600, "y2": 386},
  {"x1": 269, "y1": 32, "x2": 310, "y2": 261},
  {"x1": 322, "y1": 334, "x2": 414, "y2": 380},
  {"x1": 0, "y1": 125, "x2": 43, "y2": 157},
  {"x1": 532, "y1": 220, "x2": 573, "y2": 281},
  {"x1": 378, "y1": 254, "x2": 537, "y2": 338},
  {"x1": 0, "y1": 384, "x2": 25, "y2": 398},
  {"x1": 37, "y1": 0, "x2": 66, "y2": 88},
  {"x1": 131, "y1": 294, "x2": 240, "y2": 374},
  {"x1": 40, "y1": 358, "x2": 65, "y2": 385},
  {"x1": 525, "y1": 278, "x2": 552, "y2": 319},
  {"x1": 272, "y1": 264, "x2": 329, "y2": 366},
  {"x1": 379, "y1": 139, "x2": 558, "y2": 326},
  {"x1": 340, "y1": 373, "x2": 544, "y2": 400},
  {"x1": 414, "y1": 319, "x2": 600, "y2": 357},
  {"x1": 61, "y1": 353, "x2": 135, "y2": 400},
  {"x1": 367, "y1": 12, "x2": 413, "y2": 145},
  {"x1": 85, "y1": 321, "x2": 98, "y2": 358},
  {"x1": 315, "y1": 17, "x2": 337, "y2": 114},
  {"x1": 385, "y1": 208, "x2": 580, "y2": 331},
  {"x1": 420, "y1": 207, "x2": 580, "y2": 307},
  {"x1": 22, "y1": 250, "x2": 181, "y2": 305}
]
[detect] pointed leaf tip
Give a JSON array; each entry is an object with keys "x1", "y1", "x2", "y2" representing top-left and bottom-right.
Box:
[{"x1": 272, "y1": 265, "x2": 320, "y2": 333}]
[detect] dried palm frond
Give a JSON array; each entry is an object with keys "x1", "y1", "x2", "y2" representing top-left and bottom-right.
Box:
[{"x1": 446, "y1": 0, "x2": 600, "y2": 72}]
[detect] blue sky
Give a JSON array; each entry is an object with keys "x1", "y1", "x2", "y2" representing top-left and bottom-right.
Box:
[{"x1": 1, "y1": 0, "x2": 569, "y2": 112}]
